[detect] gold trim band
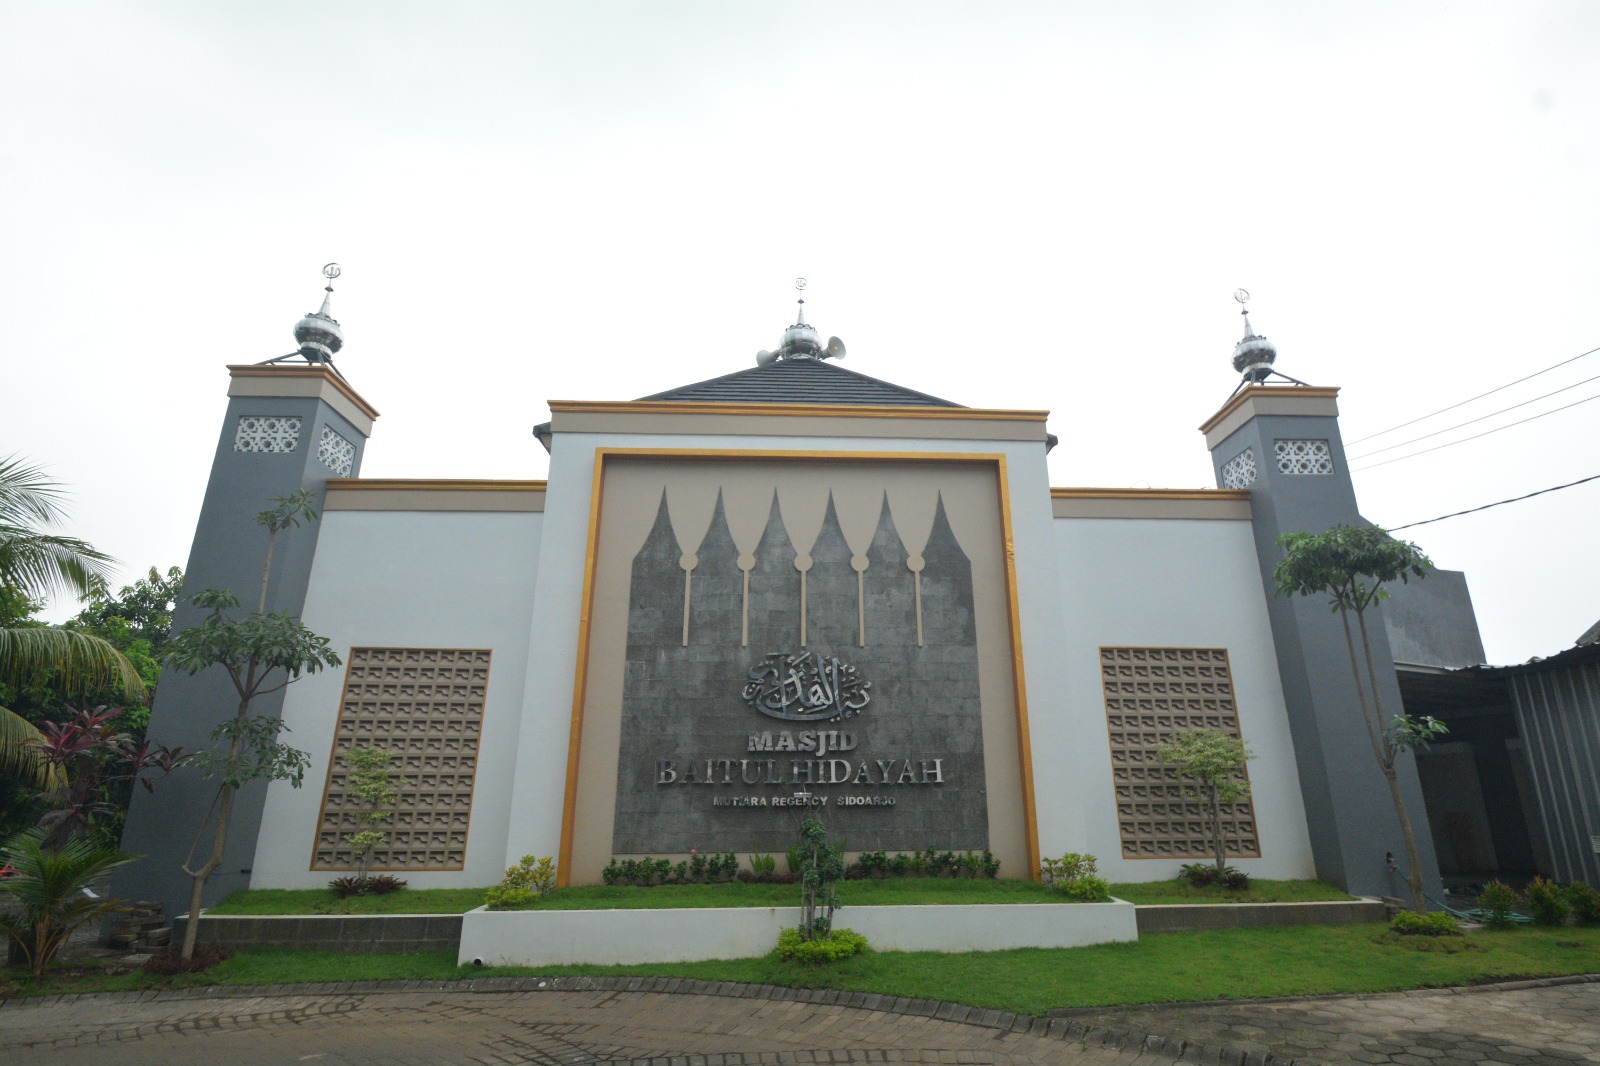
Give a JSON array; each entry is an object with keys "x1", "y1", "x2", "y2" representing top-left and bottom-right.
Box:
[
  {"x1": 325, "y1": 479, "x2": 548, "y2": 491},
  {"x1": 227, "y1": 364, "x2": 381, "y2": 421},
  {"x1": 555, "y1": 446, "x2": 1043, "y2": 884},
  {"x1": 547, "y1": 399, "x2": 1049, "y2": 422},
  {"x1": 1050, "y1": 487, "x2": 1250, "y2": 501}
]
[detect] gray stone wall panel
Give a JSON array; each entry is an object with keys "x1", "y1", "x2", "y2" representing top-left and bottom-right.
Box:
[{"x1": 613, "y1": 484, "x2": 989, "y2": 855}]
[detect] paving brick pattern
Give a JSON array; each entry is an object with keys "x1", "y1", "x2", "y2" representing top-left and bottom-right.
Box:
[
  {"x1": 1064, "y1": 976, "x2": 1600, "y2": 1065},
  {"x1": 2, "y1": 975, "x2": 1598, "y2": 1066}
]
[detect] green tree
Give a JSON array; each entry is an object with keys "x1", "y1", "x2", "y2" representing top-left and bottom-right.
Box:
[
  {"x1": 0, "y1": 456, "x2": 144, "y2": 794},
  {"x1": 1157, "y1": 729, "x2": 1253, "y2": 873},
  {"x1": 72, "y1": 565, "x2": 185, "y2": 652},
  {"x1": 341, "y1": 746, "x2": 398, "y2": 883},
  {"x1": 1274, "y1": 524, "x2": 1447, "y2": 912},
  {"x1": 2, "y1": 568, "x2": 184, "y2": 843},
  {"x1": 163, "y1": 491, "x2": 341, "y2": 958},
  {"x1": 795, "y1": 817, "x2": 845, "y2": 941},
  {"x1": 66, "y1": 566, "x2": 185, "y2": 732}
]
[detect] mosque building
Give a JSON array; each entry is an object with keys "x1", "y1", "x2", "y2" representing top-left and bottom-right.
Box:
[{"x1": 120, "y1": 270, "x2": 1582, "y2": 923}]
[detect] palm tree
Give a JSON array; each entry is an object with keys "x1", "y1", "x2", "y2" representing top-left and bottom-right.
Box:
[
  {"x1": 0, "y1": 826, "x2": 138, "y2": 976},
  {"x1": 0, "y1": 455, "x2": 144, "y2": 790}
]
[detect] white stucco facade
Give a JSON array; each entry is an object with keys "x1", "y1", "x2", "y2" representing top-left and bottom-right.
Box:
[
  {"x1": 1046, "y1": 516, "x2": 1315, "y2": 882},
  {"x1": 252, "y1": 509, "x2": 544, "y2": 889},
  {"x1": 243, "y1": 433, "x2": 1313, "y2": 891}
]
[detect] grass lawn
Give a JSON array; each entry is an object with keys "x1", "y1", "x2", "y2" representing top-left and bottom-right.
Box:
[
  {"x1": 6, "y1": 924, "x2": 1598, "y2": 1012},
  {"x1": 208, "y1": 887, "x2": 489, "y2": 915},
  {"x1": 1107, "y1": 879, "x2": 1353, "y2": 905},
  {"x1": 208, "y1": 877, "x2": 1352, "y2": 915}
]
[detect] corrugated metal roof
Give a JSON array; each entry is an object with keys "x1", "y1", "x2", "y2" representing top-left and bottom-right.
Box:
[{"x1": 637, "y1": 358, "x2": 963, "y2": 407}]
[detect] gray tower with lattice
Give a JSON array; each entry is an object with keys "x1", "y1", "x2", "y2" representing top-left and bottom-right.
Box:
[
  {"x1": 116, "y1": 270, "x2": 379, "y2": 918},
  {"x1": 1200, "y1": 300, "x2": 1441, "y2": 901}
]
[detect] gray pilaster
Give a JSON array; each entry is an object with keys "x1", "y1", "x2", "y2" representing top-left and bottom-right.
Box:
[
  {"x1": 115, "y1": 365, "x2": 377, "y2": 919},
  {"x1": 1203, "y1": 386, "x2": 1442, "y2": 900}
]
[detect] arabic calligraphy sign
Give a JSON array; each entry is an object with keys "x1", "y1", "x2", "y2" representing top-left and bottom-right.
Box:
[{"x1": 741, "y1": 651, "x2": 872, "y2": 723}]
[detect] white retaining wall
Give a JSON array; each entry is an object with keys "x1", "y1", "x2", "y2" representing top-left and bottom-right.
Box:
[{"x1": 457, "y1": 900, "x2": 1138, "y2": 967}]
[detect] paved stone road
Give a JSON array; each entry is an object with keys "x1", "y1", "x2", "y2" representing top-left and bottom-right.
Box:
[
  {"x1": 3, "y1": 976, "x2": 1598, "y2": 1066},
  {"x1": 1071, "y1": 976, "x2": 1600, "y2": 1064}
]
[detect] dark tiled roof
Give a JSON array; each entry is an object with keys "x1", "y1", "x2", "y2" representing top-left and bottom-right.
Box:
[{"x1": 637, "y1": 358, "x2": 963, "y2": 407}]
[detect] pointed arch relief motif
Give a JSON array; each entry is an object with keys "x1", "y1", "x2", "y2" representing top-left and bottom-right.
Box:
[{"x1": 585, "y1": 457, "x2": 1011, "y2": 862}]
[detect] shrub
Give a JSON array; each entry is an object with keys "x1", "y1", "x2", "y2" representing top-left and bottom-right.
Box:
[
  {"x1": 1477, "y1": 880, "x2": 1520, "y2": 929},
  {"x1": 142, "y1": 942, "x2": 234, "y2": 975},
  {"x1": 776, "y1": 926, "x2": 868, "y2": 963},
  {"x1": 1039, "y1": 853, "x2": 1110, "y2": 901},
  {"x1": 485, "y1": 855, "x2": 557, "y2": 909},
  {"x1": 1390, "y1": 910, "x2": 1461, "y2": 937},
  {"x1": 329, "y1": 873, "x2": 408, "y2": 897},
  {"x1": 1566, "y1": 881, "x2": 1600, "y2": 925},
  {"x1": 856, "y1": 850, "x2": 888, "y2": 877},
  {"x1": 483, "y1": 886, "x2": 538, "y2": 908},
  {"x1": 1526, "y1": 876, "x2": 1570, "y2": 926},
  {"x1": 1039, "y1": 852, "x2": 1097, "y2": 885},
  {"x1": 981, "y1": 849, "x2": 1000, "y2": 878},
  {"x1": 748, "y1": 852, "x2": 776, "y2": 875},
  {"x1": 1061, "y1": 875, "x2": 1111, "y2": 902},
  {"x1": 1179, "y1": 862, "x2": 1251, "y2": 890}
]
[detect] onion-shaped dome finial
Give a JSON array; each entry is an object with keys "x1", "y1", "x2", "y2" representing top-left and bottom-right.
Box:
[
  {"x1": 754, "y1": 278, "x2": 845, "y2": 366},
  {"x1": 293, "y1": 263, "x2": 345, "y2": 364},
  {"x1": 1230, "y1": 288, "x2": 1277, "y2": 383}
]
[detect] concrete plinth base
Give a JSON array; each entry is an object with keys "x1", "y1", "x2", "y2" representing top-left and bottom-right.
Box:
[{"x1": 456, "y1": 900, "x2": 1139, "y2": 967}]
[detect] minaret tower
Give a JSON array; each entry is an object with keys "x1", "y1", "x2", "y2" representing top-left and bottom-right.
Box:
[
  {"x1": 117, "y1": 266, "x2": 380, "y2": 917},
  {"x1": 1199, "y1": 292, "x2": 1441, "y2": 901}
]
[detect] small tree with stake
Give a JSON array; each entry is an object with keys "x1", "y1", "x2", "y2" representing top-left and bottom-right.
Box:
[
  {"x1": 1274, "y1": 524, "x2": 1447, "y2": 913},
  {"x1": 340, "y1": 745, "x2": 398, "y2": 886},
  {"x1": 796, "y1": 817, "x2": 844, "y2": 940},
  {"x1": 1157, "y1": 728, "x2": 1253, "y2": 878},
  {"x1": 163, "y1": 492, "x2": 342, "y2": 958}
]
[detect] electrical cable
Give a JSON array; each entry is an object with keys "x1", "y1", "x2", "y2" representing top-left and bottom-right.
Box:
[
  {"x1": 1345, "y1": 343, "x2": 1600, "y2": 446},
  {"x1": 1348, "y1": 389, "x2": 1600, "y2": 472},
  {"x1": 1346, "y1": 370, "x2": 1600, "y2": 461},
  {"x1": 1389, "y1": 472, "x2": 1600, "y2": 531}
]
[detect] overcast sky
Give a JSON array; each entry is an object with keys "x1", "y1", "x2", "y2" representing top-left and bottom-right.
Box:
[{"x1": 4, "y1": 1, "x2": 1596, "y2": 665}]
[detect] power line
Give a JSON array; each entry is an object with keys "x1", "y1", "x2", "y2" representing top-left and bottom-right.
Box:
[
  {"x1": 1346, "y1": 370, "x2": 1600, "y2": 462},
  {"x1": 1345, "y1": 342, "x2": 1600, "y2": 446},
  {"x1": 1389, "y1": 472, "x2": 1600, "y2": 531},
  {"x1": 1348, "y1": 389, "x2": 1600, "y2": 472}
]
